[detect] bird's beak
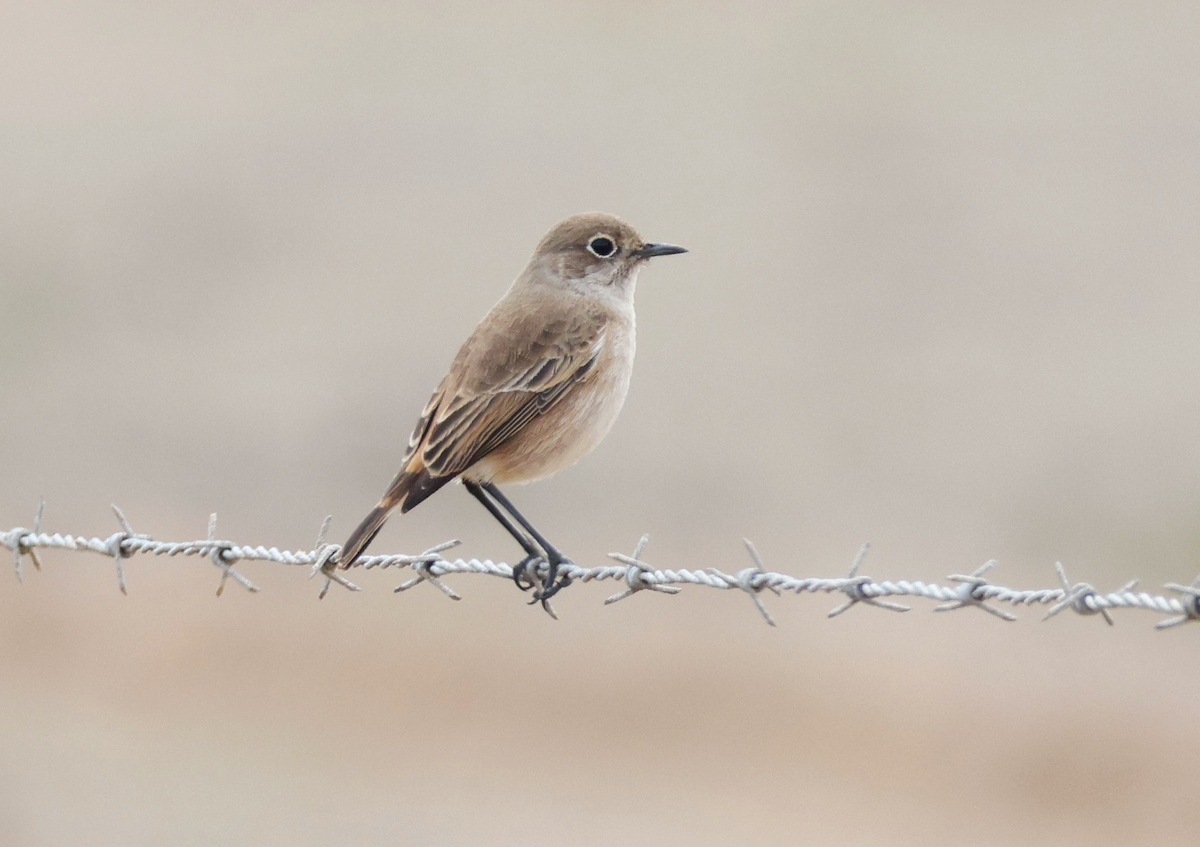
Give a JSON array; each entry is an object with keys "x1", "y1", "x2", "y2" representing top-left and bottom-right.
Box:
[{"x1": 632, "y1": 242, "x2": 688, "y2": 259}]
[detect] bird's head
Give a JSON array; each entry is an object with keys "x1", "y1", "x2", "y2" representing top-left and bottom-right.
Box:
[{"x1": 529, "y1": 212, "x2": 687, "y2": 295}]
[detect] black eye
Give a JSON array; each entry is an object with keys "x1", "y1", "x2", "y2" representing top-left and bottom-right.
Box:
[{"x1": 587, "y1": 236, "x2": 616, "y2": 258}]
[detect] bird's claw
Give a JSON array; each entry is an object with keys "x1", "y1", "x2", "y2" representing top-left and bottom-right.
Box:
[
  {"x1": 530, "y1": 556, "x2": 573, "y2": 610},
  {"x1": 511, "y1": 554, "x2": 542, "y2": 592}
]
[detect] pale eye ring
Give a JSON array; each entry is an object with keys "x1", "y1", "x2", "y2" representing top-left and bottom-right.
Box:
[{"x1": 586, "y1": 234, "x2": 617, "y2": 258}]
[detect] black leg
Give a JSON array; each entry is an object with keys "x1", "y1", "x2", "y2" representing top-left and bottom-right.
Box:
[
  {"x1": 481, "y1": 483, "x2": 574, "y2": 605},
  {"x1": 463, "y1": 481, "x2": 540, "y2": 591}
]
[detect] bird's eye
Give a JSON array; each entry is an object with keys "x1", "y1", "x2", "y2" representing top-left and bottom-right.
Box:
[{"x1": 586, "y1": 235, "x2": 617, "y2": 258}]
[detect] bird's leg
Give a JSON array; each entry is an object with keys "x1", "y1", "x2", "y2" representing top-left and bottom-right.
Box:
[
  {"x1": 464, "y1": 481, "x2": 541, "y2": 591},
  {"x1": 481, "y1": 483, "x2": 574, "y2": 606}
]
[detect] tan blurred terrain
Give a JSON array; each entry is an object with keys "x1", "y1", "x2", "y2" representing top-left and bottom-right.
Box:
[{"x1": 3, "y1": 3, "x2": 1200, "y2": 845}]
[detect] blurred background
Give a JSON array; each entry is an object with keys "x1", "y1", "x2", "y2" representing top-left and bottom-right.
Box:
[{"x1": 3, "y1": 2, "x2": 1200, "y2": 844}]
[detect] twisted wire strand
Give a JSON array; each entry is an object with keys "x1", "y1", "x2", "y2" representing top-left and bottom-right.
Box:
[{"x1": 3, "y1": 503, "x2": 1198, "y2": 628}]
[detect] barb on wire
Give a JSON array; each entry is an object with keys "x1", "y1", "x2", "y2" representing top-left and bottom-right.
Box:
[
  {"x1": 933, "y1": 560, "x2": 1017, "y2": 622},
  {"x1": 826, "y1": 542, "x2": 911, "y2": 618},
  {"x1": 1158, "y1": 575, "x2": 1200, "y2": 629},
  {"x1": 393, "y1": 539, "x2": 466, "y2": 599},
  {"x1": 708, "y1": 539, "x2": 783, "y2": 626},
  {"x1": 2, "y1": 503, "x2": 1198, "y2": 630},
  {"x1": 309, "y1": 514, "x2": 360, "y2": 599},
  {"x1": 107, "y1": 504, "x2": 148, "y2": 596},
  {"x1": 205, "y1": 513, "x2": 261, "y2": 596},
  {"x1": 6, "y1": 499, "x2": 46, "y2": 584},
  {"x1": 604, "y1": 534, "x2": 682, "y2": 606}
]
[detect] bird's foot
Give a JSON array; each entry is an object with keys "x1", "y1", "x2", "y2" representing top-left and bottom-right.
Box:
[
  {"x1": 530, "y1": 555, "x2": 574, "y2": 611},
  {"x1": 511, "y1": 554, "x2": 543, "y2": 592}
]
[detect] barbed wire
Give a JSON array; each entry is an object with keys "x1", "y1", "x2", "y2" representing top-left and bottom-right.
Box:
[{"x1": 3, "y1": 502, "x2": 1199, "y2": 629}]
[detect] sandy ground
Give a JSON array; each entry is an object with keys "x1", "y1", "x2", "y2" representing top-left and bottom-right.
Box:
[{"x1": 3, "y1": 3, "x2": 1200, "y2": 844}]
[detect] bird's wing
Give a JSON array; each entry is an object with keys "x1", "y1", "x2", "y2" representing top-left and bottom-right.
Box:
[{"x1": 406, "y1": 305, "x2": 609, "y2": 479}]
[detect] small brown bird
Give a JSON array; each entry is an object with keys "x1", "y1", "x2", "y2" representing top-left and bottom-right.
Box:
[{"x1": 339, "y1": 212, "x2": 686, "y2": 606}]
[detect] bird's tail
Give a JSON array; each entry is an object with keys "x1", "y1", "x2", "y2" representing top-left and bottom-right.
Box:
[
  {"x1": 339, "y1": 502, "x2": 394, "y2": 569},
  {"x1": 338, "y1": 467, "x2": 453, "y2": 567}
]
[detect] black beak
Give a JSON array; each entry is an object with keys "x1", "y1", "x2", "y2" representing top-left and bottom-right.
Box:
[{"x1": 633, "y1": 242, "x2": 688, "y2": 259}]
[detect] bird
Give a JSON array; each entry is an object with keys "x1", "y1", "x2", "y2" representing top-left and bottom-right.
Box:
[{"x1": 338, "y1": 212, "x2": 686, "y2": 609}]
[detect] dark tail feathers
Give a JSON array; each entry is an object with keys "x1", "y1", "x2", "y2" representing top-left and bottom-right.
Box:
[
  {"x1": 338, "y1": 470, "x2": 453, "y2": 567},
  {"x1": 339, "y1": 503, "x2": 393, "y2": 568}
]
